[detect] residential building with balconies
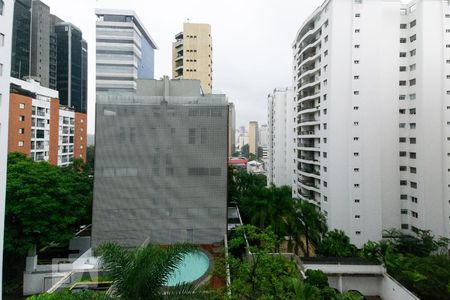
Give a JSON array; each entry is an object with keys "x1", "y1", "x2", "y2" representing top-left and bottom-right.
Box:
[{"x1": 172, "y1": 22, "x2": 213, "y2": 94}]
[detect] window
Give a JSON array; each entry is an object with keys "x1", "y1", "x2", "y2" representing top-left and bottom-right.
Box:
[
  {"x1": 399, "y1": 66, "x2": 406, "y2": 72},
  {"x1": 401, "y1": 224, "x2": 409, "y2": 229},
  {"x1": 410, "y1": 123, "x2": 416, "y2": 129},
  {"x1": 409, "y1": 137, "x2": 416, "y2": 144},
  {"x1": 409, "y1": 108, "x2": 416, "y2": 115},
  {"x1": 409, "y1": 79, "x2": 416, "y2": 86},
  {"x1": 400, "y1": 23, "x2": 407, "y2": 29},
  {"x1": 411, "y1": 211, "x2": 418, "y2": 218},
  {"x1": 354, "y1": 91, "x2": 359, "y2": 95},
  {"x1": 410, "y1": 152, "x2": 416, "y2": 159},
  {"x1": 323, "y1": 123, "x2": 327, "y2": 130},
  {"x1": 399, "y1": 81, "x2": 406, "y2": 86},
  {"x1": 354, "y1": 121, "x2": 359, "y2": 126},
  {"x1": 401, "y1": 209, "x2": 408, "y2": 215},
  {"x1": 354, "y1": 168, "x2": 360, "y2": 172},
  {"x1": 0, "y1": 63, "x2": 2, "y2": 75},
  {"x1": 354, "y1": 152, "x2": 359, "y2": 157},
  {"x1": 324, "y1": 181, "x2": 327, "y2": 187},
  {"x1": 19, "y1": 115, "x2": 25, "y2": 122},
  {"x1": 400, "y1": 38, "x2": 407, "y2": 44},
  {"x1": 410, "y1": 167, "x2": 417, "y2": 174},
  {"x1": 400, "y1": 166, "x2": 407, "y2": 171},
  {"x1": 355, "y1": 199, "x2": 360, "y2": 203},
  {"x1": 399, "y1": 123, "x2": 406, "y2": 128},
  {"x1": 18, "y1": 141, "x2": 24, "y2": 147},
  {"x1": 356, "y1": 231, "x2": 361, "y2": 235},
  {"x1": 0, "y1": 0, "x2": 3, "y2": 15},
  {"x1": 409, "y1": 93, "x2": 416, "y2": 100},
  {"x1": 410, "y1": 20, "x2": 416, "y2": 28},
  {"x1": 410, "y1": 64, "x2": 416, "y2": 71},
  {"x1": 399, "y1": 109, "x2": 406, "y2": 114},
  {"x1": 354, "y1": 60, "x2": 360, "y2": 64},
  {"x1": 400, "y1": 52, "x2": 407, "y2": 57},
  {"x1": 19, "y1": 128, "x2": 24, "y2": 134},
  {"x1": 399, "y1": 95, "x2": 406, "y2": 100},
  {"x1": 354, "y1": 44, "x2": 360, "y2": 48},
  {"x1": 354, "y1": 137, "x2": 359, "y2": 141},
  {"x1": 410, "y1": 34, "x2": 416, "y2": 42},
  {"x1": 355, "y1": 215, "x2": 360, "y2": 219},
  {"x1": 0, "y1": 33, "x2": 4, "y2": 47},
  {"x1": 355, "y1": 29, "x2": 360, "y2": 33},
  {"x1": 411, "y1": 196, "x2": 418, "y2": 203},
  {"x1": 19, "y1": 103, "x2": 25, "y2": 109},
  {"x1": 354, "y1": 0, "x2": 362, "y2": 3},
  {"x1": 353, "y1": 106, "x2": 359, "y2": 110},
  {"x1": 355, "y1": 13, "x2": 361, "y2": 17},
  {"x1": 323, "y1": 152, "x2": 327, "y2": 158},
  {"x1": 401, "y1": 194, "x2": 408, "y2": 200},
  {"x1": 410, "y1": 49, "x2": 416, "y2": 56},
  {"x1": 324, "y1": 35, "x2": 328, "y2": 42},
  {"x1": 188, "y1": 128, "x2": 196, "y2": 144},
  {"x1": 354, "y1": 75, "x2": 359, "y2": 80},
  {"x1": 354, "y1": 184, "x2": 360, "y2": 188},
  {"x1": 399, "y1": 137, "x2": 406, "y2": 143},
  {"x1": 400, "y1": 180, "x2": 407, "y2": 186},
  {"x1": 399, "y1": 151, "x2": 407, "y2": 157}
]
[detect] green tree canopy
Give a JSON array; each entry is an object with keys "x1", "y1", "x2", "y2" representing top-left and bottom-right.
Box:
[
  {"x1": 5, "y1": 153, "x2": 93, "y2": 293},
  {"x1": 316, "y1": 230, "x2": 358, "y2": 258}
]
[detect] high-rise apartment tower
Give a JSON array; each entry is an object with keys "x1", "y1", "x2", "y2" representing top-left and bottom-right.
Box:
[
  {"x1": 172, "y1": 22, "x2": 213, "y2": 94},
  {"x1": 293, "y1": 0, "x2": 450, "y2": 246}
]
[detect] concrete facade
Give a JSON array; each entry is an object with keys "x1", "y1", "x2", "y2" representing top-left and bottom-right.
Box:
[
  {"x1": 95, "y1": 9, "x2": 158, "y2": 93},
  {"x1": 294, "y1": 0, "x2": 450, "y2": 246},
  {"x1": 249, "y1": 121, "x2": 258, "y2": 156},
  {"x1": 30, "y1": 0, "x2": 51, "y2": 87},
  {"x1": 267, "y1": 88, "x2": 295, "y2": 187},
  {"x1": 228, "y1": 102, "x2": 236, "y2": 156},
  {"x1": 0, "y1": 1, "x2": 15, "y2": 295},
  {"x1": 8, "y1": 78, "x2": 87, "y2": 166},
  {"x1": 172, "y1": 23, "x2": 213, "y2": 93},
  {"x1": 92, "y1": 78, "x2": 228, "y2": 247}
]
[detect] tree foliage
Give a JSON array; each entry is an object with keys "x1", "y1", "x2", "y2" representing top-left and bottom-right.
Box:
[
  {"x1": 316, "y1": 230, "x2": 358, "y2": 258},
  {"x1": 95, "y1": 242, "x2": 207, "y2": 300},
  {"x1": 5, "y1": 153, "x2": 93, "y2": 292},
  {"x1": 26, "y1": 290, "x2": 111, "y2": 300}
]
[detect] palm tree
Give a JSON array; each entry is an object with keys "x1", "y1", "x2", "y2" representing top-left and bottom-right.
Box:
[
  {"x1": 96, "y1": 242, "x2": 206, "y2": 300},
  {"x1": 290, "y1": 200, "x2": 327, "y2": 257}
]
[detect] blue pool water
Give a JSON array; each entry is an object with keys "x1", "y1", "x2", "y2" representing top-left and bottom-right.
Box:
[{"x1": 166, "y1": 251, "x2": 210, "y2": 286}]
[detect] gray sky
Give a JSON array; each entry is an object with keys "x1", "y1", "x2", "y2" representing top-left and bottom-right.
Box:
[{"x1": 43, "y1": 0, "x2": 324, "y2": 134}]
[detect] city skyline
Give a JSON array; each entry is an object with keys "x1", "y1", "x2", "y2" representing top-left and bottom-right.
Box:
[{"x1": 39, "y1": 0, "x2": 324, "y2": 134}]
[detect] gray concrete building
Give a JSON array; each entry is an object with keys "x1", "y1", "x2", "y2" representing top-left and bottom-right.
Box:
[
  {"x1": 92, "y1": 77, "x2": 228, "y2": 247},
  {"x1": 30, "y1": 0, "x2": 51, "y2": 87}
]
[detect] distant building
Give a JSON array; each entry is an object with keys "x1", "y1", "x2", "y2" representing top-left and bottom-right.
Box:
[
  {"x1": 10, "y1": 0, "x2": 31, "y2": 80},
  {"x1": 172, "y1": 22, "x2": 213, "y2": 93},
  {"x1": 267, "y1": 88, "x2": 294, "y2": 187},
  {"x1": 259, "y1": 124, "x2": 269, "y2": 160},
  {"x1": 54, "y1": 23, "x2": 87, "y2": 113},
  {"x1": 8, "y1": 78, "x2": 87, "y2": 166},
  {"x1": 30, "y1": 0, "x2": 51, "y2": 87},
  {"x1": 95, "y1": 9, "x2": 158, "y2": 93},
  {"x1": 248, "y1": 121, "x2": 258, "y2": 156},
  {"x1": 228, "y1": 102, "x2": 236, "y2": 156},
  {"x1": 92, "y1": 77, "x2": 228, "y2": 247},
  {"x1": 236, "y1": 126, "x2": 248, "y2": 151},
  {"x1": 0, "y1": 0, "x2": 15, "y2": 295}
]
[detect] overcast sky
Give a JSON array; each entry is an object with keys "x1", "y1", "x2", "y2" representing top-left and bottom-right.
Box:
[{"x1": 42, "y1": 0, "x2": 324, "y2": 134}]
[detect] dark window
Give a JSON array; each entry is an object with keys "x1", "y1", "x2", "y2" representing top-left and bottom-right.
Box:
[
  {"x1": 36, "y1": 129, "x2": 44, "y2": 139},
  {"x1": 0, "y1": 0, "x2": 3, "y2": 16},
  {"x1": 188, "y1": 128, "x2": 196, "y2": 144}
]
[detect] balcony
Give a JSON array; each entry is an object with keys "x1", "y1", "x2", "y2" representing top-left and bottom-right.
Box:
[
  {"x1": 298, "y1": 142, "x2": 320, "y2": 152},
  {"x1": 299, "y1": 117, "x2": 319, "y2": 124},
  {"x1": 298, "y1": 180, "x2": 321, "y2": 193}
]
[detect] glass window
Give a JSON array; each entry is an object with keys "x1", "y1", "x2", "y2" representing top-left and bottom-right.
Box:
[{"x1": 0, "y1": 0, "x2": 4, "y2": 16}]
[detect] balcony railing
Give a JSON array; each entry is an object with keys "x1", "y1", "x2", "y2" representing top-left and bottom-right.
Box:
[
  {"x1": 299, "y1": 130, "x2": 316, "y2": 135},
  {"x1": 299, "y1": 118, "x2": 318, "y2": 124}
]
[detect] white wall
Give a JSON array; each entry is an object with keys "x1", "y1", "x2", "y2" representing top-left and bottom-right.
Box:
[
  {"x1": 267, "y1": 88, "x2": 295, "y2": 187},
  {"x1": 0, "y1": 1, "x2": 15, "y2": 297}
]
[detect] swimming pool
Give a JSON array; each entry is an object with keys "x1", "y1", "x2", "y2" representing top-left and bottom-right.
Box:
[{"x1": 166, "y1": 251, "x2": 210, "y2": 286}]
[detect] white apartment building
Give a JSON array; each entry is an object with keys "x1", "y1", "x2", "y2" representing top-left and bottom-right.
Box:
[
  {"x1": 267, "y1": 88, "x2": 295, "y2": 187},
  {"x1": 0, "y1": 0, "x2": 14, "y2": 295},
  {"x1": 293, "y1": 0, "x2": 450, "y2": 246}
]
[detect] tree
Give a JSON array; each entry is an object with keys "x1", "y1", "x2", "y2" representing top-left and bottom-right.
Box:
[
  {"x1": 5, "y1": 153, "x2": 93, "y2": 293},
  {"x1": 27, "y1": 290, "x2": 111, "y2": 300},
  {"x1": 228, "y1": 168, "x2": 266, "y2": 206},
  {"x1": 316, "y1": 230, "x2": 358, "y2": 258},
  {"x1": 289, "y1": 200, "x2": 327, "y2": 257},
  {"x1": 95, "y1": 242, "x2": 206, "y2": 300},
  {"x1": 248, "y1": 153, "x2": 257, "y2": 161},
  {"x1": 86, "y1": 145, "x2": 95, "y2": 174}
]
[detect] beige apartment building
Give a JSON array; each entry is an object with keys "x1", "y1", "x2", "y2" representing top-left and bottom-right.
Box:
[
  {"x1": 172, "y1": 22, "x2": 213, "y2": 93},
  {"x1": 249, "y1": 121, "x2": 259, "y2": 156}
]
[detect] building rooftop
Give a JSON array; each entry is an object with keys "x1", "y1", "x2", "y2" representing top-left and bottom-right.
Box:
[{"x1": 95, "y1": 8, "x2": 158, "y2": 49}]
